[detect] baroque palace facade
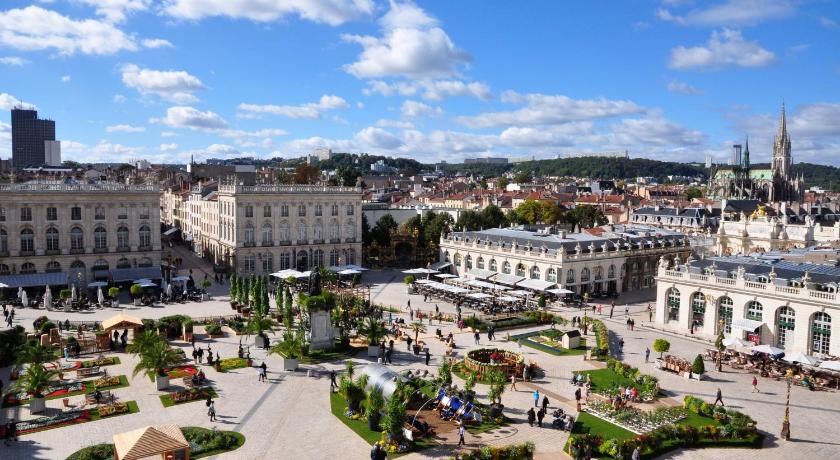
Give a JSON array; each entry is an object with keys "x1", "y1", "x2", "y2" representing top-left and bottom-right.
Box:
[{"x1": 439, "y1": 224, "x2": 691, "y2": 295}]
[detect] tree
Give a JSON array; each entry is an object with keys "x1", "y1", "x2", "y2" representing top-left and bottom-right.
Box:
[
  {"x1": 480, "y1": 204, "x2": 507, "y2": 229},
  {"x1": 497, "y1": 177, "x2": 509, "y2": 190},
  {"x1": 371, "y1": 214, "x2": 398, "y2": 247},
  {"x1": 437, "y1": 358, "x2": 453, "y2": 386},
  {"x1": 132, "y1": 339, "x2": 183, "y2": 378},
  {"x1": 515, "y1": 200, "x2": 560, "y2": 225},
  {"x1": 456, "y1": 210, "x2": 484, "y2": 231},
  {"x1": 269, "y1": 328, "x2": 307, "y2": 359},
  {"x1": 246, "y1": 310, "x2": 274, "y2": 338},
  {"x1": 691, "y1": 354, "x2": 705, "y2": 375},
  {"x1": 15, "y1": 344, "x2": 54, "y2": 365},
  {"x1": 566, "y1": 205, "x2": 607, "y2": 228},
  {"x1": 381, "y1": 382, "x2": 407, "y2": 442},
  {"x1": 409, "y1": 321, "x2": 426, "y2": 343},
  {"x1": 293, "y1": 163, "x2": 321, "y2": 184},
  {"x1": 129, "y1": 284, "x2": 143, "y2": 299},
  {"x1": 361, "y1": 213, "x2": 372, "y2": 246},
  {"x1": 358, "y1": 316, "x2": 388, "y2": 345},
  {"x1": 513, "y1": 171, "x2": 532, "y2": 183},
  {"x1": 365, "y1": 387, "x2": 385, "y2": 429},
  {"x1": 336, "y1": 166, "x2": 362, "y2": 187},
  {"x1": 652, "y1": 338, "x2": 671, "y2": 359},
  {"x1": 12, "y1": 362, "x2": 57, "y2": 400},
  {"x1": 487, "y1": 370, "x2": 507, "y2": 405},
  {"x1": 686, "y1": 186, "x2": 703, "y2": 200}
]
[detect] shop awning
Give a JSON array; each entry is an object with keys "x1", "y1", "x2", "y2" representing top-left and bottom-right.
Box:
[
  {"x1": 493, "y1": 273, "x2": 525, "y2": 286},
  {"x1": 430, "y1": 261, "x2": 452, "y2": 271},
  {"x1": 162, "y1": 227, "x2": 179, "y2": 236},
  {"x1": 466, "y1": 279, "x2": 510, "y2": 290},
  {"x1": 0, "y1": 272, "x2": 67, "y2": 289},
  {"x1": 516, "y1": 279, "x2": 557, "y2": 292},
  {"x1": 466, "y1": 268, "x2": 495, "y2": 279},
  {"x1": 731, "y1": 318, "x2": 765, "y2": 333},
  {"x1": 111, "y1": 267, "x2": 162, "y2": 283}
]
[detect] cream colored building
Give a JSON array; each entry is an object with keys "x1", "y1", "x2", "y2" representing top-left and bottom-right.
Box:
[
  {"x1": 0, "y1": 182, "x2": 162, "y2": 288},
  {"x1": 439, "y1": 224, "x2": 691, "y2": 295},
  {"x1": 187, "y1": 184, "x2": 363, "y2": 275},
  {"x1": 655, "y1": 254, "x2": 839, "y2": 357},
  {"x1": 716, "y1": 213, "x2": 840, "y2": 255}
]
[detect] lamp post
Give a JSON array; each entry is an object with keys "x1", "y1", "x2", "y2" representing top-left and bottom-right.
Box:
[
  {"x1": 716, "y1": 318, "x2": 725, "y2": 372},
  {"x1": 781, "y1": 368, "x2": 793, "y2": 440}
]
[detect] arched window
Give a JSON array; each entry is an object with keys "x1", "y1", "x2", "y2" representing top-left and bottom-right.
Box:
[
  {"x1": 530, "y1": 266, "x2": 540, "y2": 280},
  {"x1": 20, "y1": 262, "x2": 36, "y2": 274},
  {"x1": 812, "y1": 312, "x2": 831, "y2": 355},
  {"x1": 0, "y1": 229, "x2": 7, "y2": 253},
  {"x1": 566, "y1": 269, "x2": 575, "y2": 284},
  {"x1": 444, "y1": 251, "x2": 451, "y2": 263},
  {"x1": 94, "y1": 226, "x2": 107, "y2": 249},
  {"x1": 489, "y1": 259, "x2": 498, "y2": 272},
  {"x1": 262, "y1": 223, "x2": 273, "y2": 244},
  {"x1": 117, "y1": 225, "x2": 129, "y2": 249},
  {"x1": 454, "y1": 253, "x2": 462, "y2": 266},
  {"x1": 515, "y1": 263, "x2": 526, "y2": 277},
  {"x1": 502, "y1": 261, "x2": 511, "y2": 274},
  {"x1": 546, "y1": 267, "x2": 557, "y2": 282},
  {"x1": 777, "y1": 306, "x2": 795, "y2": 348},
  {"x1": 608, "y1": 264, "x2": 616, "y2": 279},
  {"x1": 138, "y1": 257, "x2": 153, "y2": 267},
  {"x1": 718, "y1": 296, "x2": 735, "y2": 334},
  {"x1": 594, "y1": 266, "x2": 603, "y2": 281},
  {"x1": 476, "y1": 257, "x2": 485, "y2": 270},
  {"x1": 45, "y1": 261, "x2": 61, "y2": 273},
  {"x1": 690, "y1": 292, "x2": 705, "y2": 327},
  {"x1": 244, "y1": 223, "x2": 255, "y2": 244},
  {"x1": 465, "y1": 255, "x2": 473, "y2": 270},
  {"x1": 580, "y1": 267, "x2": 591, "y2": 283},
  {"x1": 45, "y1": 227, "x2": 59, "y2": 251},
  {"x1": 667, "y1": 287, "x2": 681, "y2": 321},
  {"x1": 20, "y1": 228, "x2": 34, "y2": 253},
  {"x1": 0, "y1": 264, "x2": 10, "y2": 275},
  {"x1": 139, "y1": 225, "x2": 151, "y2": 248},
  {"x1": 117, "y1": 257, "x2": 131, "y2": 268},
  {"x1": 746, "y1": 300, "x2": 763, "y2": 321}
]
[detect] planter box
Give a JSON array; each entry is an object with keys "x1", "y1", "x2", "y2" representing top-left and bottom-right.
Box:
[
  {"x1": 282, "y1": 357, "x2": 298, "y2": 371},
  {"x1": 201, "y1": 293, "x2": 209, "y2": 301},
  {"x1": 156, "y1": 374, "x2": 170, "y2": 390},
  {"x1": 367, "y1": 345, "x2": 380, "y2": 358},
  {"x1": 134, "y1": 299, "x2": 141, "y2": 306},
  {"x1": 29, "y1": 397, "x2": 46, "y2": 414},
  {"x1": 255, "y1": 335, "x2": 269, "y2": 348}
]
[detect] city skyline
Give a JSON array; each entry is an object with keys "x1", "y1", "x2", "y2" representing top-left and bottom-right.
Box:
[{"x1": 0, "y1": 0, "x2": 839, "y2": 165}]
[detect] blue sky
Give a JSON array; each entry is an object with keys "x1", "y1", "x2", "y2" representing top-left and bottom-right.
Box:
[{"x1": 0, "y1": 0, "x2": 838, "y2": 165}]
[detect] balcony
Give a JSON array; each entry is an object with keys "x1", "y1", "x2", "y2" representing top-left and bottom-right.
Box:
[
  {"x1": 138, "y1": 245, "x2": 152, "y2": 252},
  {"x1": 116, "y1": 246, "x2": 130, "y2": 252},
  {"x1": 261, "y1": 241, "x2": 274, "y2": 247},
  {"x1": 70, "y1": 248, "x2": 85, "y2": 255},
  {"x1": 93, "y1": 247, "x2": 108, "y2": 253},
  {"x1": 312, "y1": 239, "x2": 324, "y2": 244},
  {"x1": 330, "y1": 238, "x2": 341, "y2": 244},
  {"x1": 344, "y1": 238, "x2": 356, "y2": 243},
  {"x1": 45, "y1": 249, "x2": 60, "y2": 256},
  {"x1": 278, "y1": 240, "x2": 291, "y2": 246},
  {"x1": 243, "y1": 242, "x2": 256, "y2": 248},
  {"x1": 19, "y1": 250, "x2": 35, "y2": 256}
]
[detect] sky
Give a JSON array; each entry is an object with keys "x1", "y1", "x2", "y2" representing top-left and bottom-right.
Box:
[{"x1": 0, "y1": 0, "x2": 838, "y2": 166}]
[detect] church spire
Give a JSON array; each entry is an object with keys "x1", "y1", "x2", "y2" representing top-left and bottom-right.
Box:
[
  {"x1": 777, "y1": 100, "x2": 787, "y2": 141},
  {"x1": 772, "y1": 100, "x2": 792, "y2": 180},
  {"x1": 742, "y1": 136, "x2": 750, "y2": 169}
]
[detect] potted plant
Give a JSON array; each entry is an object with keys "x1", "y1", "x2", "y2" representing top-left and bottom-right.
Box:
[
  {"x1": 229, "y1": 275, "x2": 239, "y2": 309},
  {"x1": 270, "y1": 328, "x2": 306, "y2": 371},
  {"x1": 12, "y1": 363, "x2": 57, "y2": 414},
  {"x1": 358, "y1": 316, "x2": 388, "y2": 358},
  {"x1": 204, "y1": 323, "x2": 223, "y2": 338},
  {"x1": 690, "y1": 354, "x2": 705, "y2": 380},
  {"x1": 409, "y1": 321, "x2": 426, "y2": 355},
  {"x1": 129, "y1": 283, "x2": 143, "y2": 306},
  {"x1": 198, "y1": 278, "x2": 212, "y2": 301},
  {"x1": 246, "y1": 311, "x2": 274, "y2": 348},
  {"x1": 108, "y1": 287, "x2": 120, "y2": 299},
  {"x1": 182, "y1": 320, "x2": 194, "y2": 342},
  {"x1": 380, "y1": 384, "x2": 407, "y2": 444},
  {"x1": 131, "y1": 339, "x2": 183, "y2": 390},
  {"x1": 59, "y1": 289, "x2": 71, "y2": 301},
  {"x1": 487, "y1": 369, "x2": 507, "y2": 417},
  {"x1": 403, "y1": 275, "x2": 416, "y2": 295},
  {"x1": 366, "y1": 387, "x2": 385, "y2": 431}
]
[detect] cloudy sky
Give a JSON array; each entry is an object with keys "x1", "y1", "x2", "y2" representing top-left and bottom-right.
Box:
[{"x1": 0, "y1": 0, "x2": 838, "y2": 165}]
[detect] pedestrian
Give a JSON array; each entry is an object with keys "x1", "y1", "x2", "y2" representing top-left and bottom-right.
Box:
[
  {"x1": 533, "y1": 389, "x2": 539, "y2": 407},
  {"x1": 537, "y1": 407, "x2": 545, "y2": 427},
  {"x1": 4, "y1": 418, "x2": 16, "y2": 446},
  {"x1": 407, "y1": 299, "x2": 411, "y2": 309},
  {"x1": 751, "y1": 376, "x2": 760, "y2": 393},
  {"x1": 386, "y1": 348, "x2": 392, "y2": 364},
  {"x1": 626, "y1": 318, "x2": 630, "y2": 330},
  {"x1": 192, "y1": 348, "x2": 198, "y2": 363},
  {"x1": 619, "y1": 338, "x2": 624, "y2": 351},
  {"x1": 260, "y1": 361, "x2": 267, "y2": 378},
  {"x1": 575, "y1": 387, "x2": 582, "y2": 411},
  {"x1": 409, "y1": 308, "x2": 414, "y2": 321},
  {"x1": 644, "y1": 347, "x2": 650, "y2": 363},
  {"x1": 207, "y1": 401, "x2": 216, "y2": 422},
  {"x1": 632, "y1": 445, "x2": 641, "y2": 460},
  {"x1": 197, "y1": 348, "x2": 204, "y2": 363},
  {"x1": 713, "y1": 388, "x2": 725, "y2": 406},
  {"x1": 630, "y1": 319, "x2": 635, "y2": 331},
  {"x1": 457, "y1": 423, "x2": 466, "y2": 446},
  {"x1": 64, "y1": 346, "x2": 70, "y2": 362},
  {"x1": 258, "y1": 366, "x2": 266, "y2": 382},
  {"x1": 609, "y1": 305, "x2": 614, "y2": 318},
  {"x1": 474, "y1": 330, "x2": 480, "y2": 345},
  {"x1": 583, "y1": 382, "x2": 590, "y2": 402},
  {"x1": 406, "y1": 336, "x2": 413, "y2": 351},
  {"x1": 425, "y1": 348, "x2": 431, "y2": 366},
  {"x1": 435, "y1": 304, "x2": 439, "y2": 315},
  {"x1": 527, "y1": 407, "x2": 536, "y2": 427},
  {"x1": 510, "y1": 373, "x2": 518, "y2": 391},
  {"x1": 542, "y1": 395, "x2": 549, "y2": 412},
  {"x1": 625, "y1": 304, "x2": 629, "y2": 316},
  {"x1": 330, "y1": 370, "x2": 338, "y2": 392}
]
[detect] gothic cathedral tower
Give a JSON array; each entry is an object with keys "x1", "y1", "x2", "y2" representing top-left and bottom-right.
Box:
[{"x1": 772, "y1": 101, "x2": 792, "y2": 180}]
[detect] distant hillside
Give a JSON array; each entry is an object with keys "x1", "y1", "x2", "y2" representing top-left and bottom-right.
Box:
[{"x1": 794, "y1": 163, "x2": 840, "y2": 191}]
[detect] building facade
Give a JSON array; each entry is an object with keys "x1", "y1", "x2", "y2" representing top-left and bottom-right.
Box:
[
  {"x1": 715, "y1": 206, "x2": 840, "y2": 255},
  {"x1": 187, "y1": 184, "x2": 363, "y2": 275},
  {"x1": 0, "y1": 182, "x2": 162, "y2": 286},
  {"x1": 11, "y1": 108, "x2": 58, "y2": 168},
  {"x1": 439, "y1": 225, "x2": 691, "y2": 295},
  {"x1": 655, "y1": 255, "x2": 839, "y2": 357}
]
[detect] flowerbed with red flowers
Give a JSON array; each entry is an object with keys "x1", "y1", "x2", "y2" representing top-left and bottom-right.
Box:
[
  {"x1": 3, "y1": 382, "x2": 86, "y2": 406},
  {"x1": 16, "y1": 410, "x2": 91, "y2": 435},
  {"x1": 164, "y1": 365, "x2": 198, "y2": 379}
]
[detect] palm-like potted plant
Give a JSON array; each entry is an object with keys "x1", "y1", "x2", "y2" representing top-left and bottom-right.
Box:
[
  {"x1": 132, "y1": 339, "x2": 183, "y2": 390},
  {"x1": 198, "y1": 278, "x2": 212, "y2": 300},
  {"x1": 409, "y1": 321, "x2": 426, "y2": 355},
  {"x1": 270, "y1": 328, "x2": 306, "y2": 371},
  {"x1": 229, "y1": 275, "x2": 239, "y2": 309},
  {"x1": 129, "y1": 283, "x2": 143, "y2": 306},
  {"x1": 358, "y1": 316, "x2": 388, "y2": 358},
  {"x1": 246, "y1": 311, "x2": 274, "y2": 348},
  {"x1": 366, "y1": 387, "x2": 385, "y2": 431},
  {"x1": 487, "y1": 369, "x2": 507, "y2": 417},
  {"x1": 12, "y1": 363, "x2": 57, "y2": 413}
]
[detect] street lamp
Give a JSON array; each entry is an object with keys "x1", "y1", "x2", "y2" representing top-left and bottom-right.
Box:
[
  {"x1": 716, "y1": 318, "x2": 725, "y2": 372},
  {"x1": 781, "y1": 368, "x2": 793, "y2": 440}
]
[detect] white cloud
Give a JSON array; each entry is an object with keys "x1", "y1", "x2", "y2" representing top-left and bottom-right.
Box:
[
  {"x1": 61, "y1": 140, "x2": 144, "y2": 162},
  {"x1": 669, "y1": 29, "x2": 776, "y2": 70},
  {"x1": 499, "y1": 123, "x2": 593, "y2": 148},
  {"x1": 154, "y1": 106, "x2": 228, "y2": 130},
  {"x1": 162, "y1": 0, "x2": 374, "y2": 26},
  {"x1": 610, "y1": 115, "x2": 706, "y2": 147},
  {"x1": 61, "y1": 75, "x2": 71, "y2": 82},
  {"x1": 237, "y1": 94, "x2": 348, "y2": 119},
  {"x1": 354, "y1": 126, "x2": 404, "y2": 149},
  {"x1": 356, "y1": 101, "x2": 364, "y2": 109},
  {"x1": 113, "y1": 94, "x2": 126, "y2": 103},
  {"x1": 0, "y1": 93, "x2": 30, "y2": 110},
  {"x1": 657, "y1": 0, "x2": 794, "y2": 27},
  {"x1": 819, "y1": 17, "x2": 837, "y2": 29},
  {"x1": 160, "y1": 131, "x2": 177, "y2": 137},
  {"x1": 205, "y1": 144, "x2": 240, "y2": 156},
  {"x1": 121, "y1": 63, "x2": 205, "y2": 103},
  {"x1": 456, "y1": 91, "x2": 644, "y2": 129},
  {"x1": 0, "y1": 122, "x2": 10, "y2": 157},
  {"x1": 666, "y1": 80, "x2": 701, "y2": 95},
  {"x1": 0, "y1": 56, "x2": 28, "y2": 66},
  {"x1": 401, "y1": 100, "x2": 442, "y2": 118},
  {"x1": 363, "y1": 79, "x2": 491, "y2": 101},
  {"x1": 106, "y1": 124, "x2": 145, "y2": 132},
  {"x1": 221, "y1": 128, "x2": 288, "y2": 148},
  {"x1": 342, "y1": 1, "x2": 470, "y2": 78},
  {"x1": 142, "y1": 38, "x2": 174, "y2": 48},
  {"x1": 0, "y1": 6, "x2": 138, "y2": 55},
  {"x1": 160, "y1": 143, "x2": 178, "y2": 151},
  {"x1": 376, "y1": 119, "x2": 415, "y2": 129},
  {"x1": 76, "y1": 0, "x2": 151, "y2": 23}
]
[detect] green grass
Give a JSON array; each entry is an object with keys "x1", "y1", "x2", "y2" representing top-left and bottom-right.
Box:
[
  {"x1": 577, "y1": 368, "x2": 638, "y2": 392},
  {"x1": 182, "y1": 426, "x2": 246, "y2": 459},
  {"x1": 85, "y1": 375, "x2": 129, "y2": 393},
  {"x1": 159, "y1": 387, "x2": 218, "y2": 408},
  {"x1": 88, "y1": 400, "x2": 140, "y2": 421},
  {"x1": 329, "y1": 392, "x2": 437, "y2": 456},
  {"x1": 80, "y1": 356, "x2": 121, "y2": 368},
  {"x1": 217, "y1": 357, "x2": 249, "y2": 372},
  {"x1": 299, "y1": 341, "x2": 360, "y2": 364},
  {"x1": 520, "y1": 337, "x2": 588, "y2": 356},
  {"x1": 65, "y1": 427, "x2": 244, "y2": 460},
  {"x1": 571, "y1": 411, "x2": 636, "y2": 440}
]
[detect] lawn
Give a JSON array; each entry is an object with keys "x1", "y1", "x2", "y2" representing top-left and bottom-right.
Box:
[
  {"x1": 88, "y1": 400, "x2": 140, "y2": 421},
  {"x1": 517, "y1": 335, "x2": 588, "y2": 356},
  {"x1": 329, "y1": 392, "x2": 438, "y2": 456},
  {"x1": 577, "y1": 368, "x2": 638, "y2": 392},
  {"x1": 159, "y1": 387, "x2": 218, "y2": 408},
  {"x1": 80, "y1": 356, "x2": 121, "y2": 368},
  {"x1": 299, "y1": 341, "x2": 361, "y2": 364}
]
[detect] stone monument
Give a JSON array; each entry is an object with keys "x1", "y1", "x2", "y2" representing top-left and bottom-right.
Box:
[{"x1": 308, "y1": 308, "x2": 335, "y2": 350}]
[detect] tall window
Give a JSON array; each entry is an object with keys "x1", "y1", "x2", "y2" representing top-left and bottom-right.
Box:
[
  {"x1": 71, "y1": 227, "x2": 84, "y2": 250},
  {"x1": 94, "y1": 226, "x2": 107, "y2": 249},
  {"x1": 118, "y1": 207, "x2": 128, "y2": 219},
  {"x1": 530, "y1": 266, "x2": 540, "y2": 280},
  {"x1": 331, "y1": 204, "x2": 339, "y2": 216},
  {"x1": 718, "y1": 296, "x2": 733, "y2": 334},
  {"x1": 313, "y1": 222, "x2": 323, "y2": 240},
  {"x1": 502, "y1": 261, "x2": 511, "y2": 274},
  {"x1": 263, "y1": 205, "x2": 271, "y2": 217},
  {"x1": 345, "y1": 220, "x2": 355, "y2": 239},
  {"x1": 20, "y1": 207, "x2": 32, "y2": 221},
  {"x1": 262, "y1": 254, "x2": 273, "y2": 272},
  {"x1": 139, "y1": 207, "x2": 149, "y2": 219},
  {"x1": 139, "y1": 225, "x2": 151, "y2": 247},
  {"x1": 278, "y1": 222, "x2": 289, "y2": 242},
  {"x1": 117, "y1": 226, "x2": 129, "y2": 249},
  {"x1": 280, "y1": 252, "x2": 291, "y2": 269},
  {"x1": 46, "y1": 227, "x2": 59, "y2": 251},
  {"x1": 515, "y1": 263, "x2": 526, "y2": 277},
  {"x1": 117, "y1": 258, "x2": 131, "y2": 269},
  {"x1": 566, "y1": 269, "x2": 575, "y2": 284},
  {"x1": 330, "y1": 223, "x2": 339, "y2": 239},
  {"x1": 746, "y1": 301, "x2": 763, "y2": 321},
  {"x1": 0, "y1": 229, "x2": 6, "y2": 253},
  {"x1": 465, "y1": 255, "x2": 473, "y2": 270},
  {"x1": 580, "y1": 267, "x2": 591, "y2": 283},
  {"x1": 346, "y1": 248, "x2": 356, "y2": 265},
  {"x1": 298, "y1": 205, "x2": 306, "y2": 217},
  {"x1": 0, "y1": 207, "x2": 5, "y2": 221},
  {"x1": 244, "y1": 255, "x2": 256, "y2": 273},
  {"x1": 346, "y1": 205, "x2": 354, "y2": 216},
  {"x1": 261, "y1": 223, "x2": 273, "y2": 244},
  {"x1": 329, "y1": 249, "x2": 340, "y2": 266},
  {"x1": 20, "y1": 228, "x2": 34, "y2": 252},
  {"x1": 0, "y1": 264, "x2": 9, "y2": 275},
  {"x1": 245, "y1": 206, "x2": 253, "y2": 218},
  {"x1": 489, "y1": 259, "x2": 498, "y2": 272},
  {"x1": 608, "y1": 264, "x2": 616, "y2": 279},
  {"x1": 777, "y1": 307, "x2": 795, "y2": 348},
  {"x1": 244, "y1": 224, "x2": 255, "y2": 244},
  {"x1": 95, "y1": 206, "x2": 105, "y2": 220},
  {"x1": 690, "y1": 292, "x2": 705, "y2": 327},
  {"x1": 667, "y1": 287, "x2": 681, "y2": 321},
  {"x1": 454, "y1": 253, "x2": 462, "y2": 267},
  {"x1": 314, "y1": 249, "x2": 324, "y2": 267},
  {"x1": 47, "y1": 207, "x2": 58, "y2": 221},
  {"x1": 594, "y1": 266, "x2": 603, "y2": 280},
  {"x1": 546, "y1": 268, "x2": 557, "y2": 282},
  {"x1": 476, "y1": 257, "x2": 485, "y2": 269},
  {"x1": 315, "y1": 204, "x2": 322, "y2": 216},
  {"x1": 812, "y1": 312, "x2": 831, "y2": 355},
  {"x1": 71, "y1": 206, "x2": 82, "y2": 220}
]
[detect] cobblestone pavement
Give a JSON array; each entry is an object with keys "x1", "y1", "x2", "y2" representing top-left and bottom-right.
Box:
[{"x1": 2, "y1": 271, "x2": 839, "y2": 459}]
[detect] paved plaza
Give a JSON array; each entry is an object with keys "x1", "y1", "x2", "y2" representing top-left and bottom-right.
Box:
[{"x1": 2, "y1": 269, "x2": 840, "y2": 459}]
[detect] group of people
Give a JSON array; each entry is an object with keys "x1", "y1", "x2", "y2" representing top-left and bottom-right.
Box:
[
  {"x1": 2, "y1": 305, "x2": 15, "y2": 328},
  {"x1": 526, "y1": 392, "x2": 552, "y2": 428}
]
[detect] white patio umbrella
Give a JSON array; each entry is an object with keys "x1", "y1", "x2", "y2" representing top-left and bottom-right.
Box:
[
  {"x1": 20, "y1": 289, "x2": 28, "y2": 307},
  {"x1": 819, "y1": 361, "x2": 840, "y2": 371},
  {"x1": 43, "y1": 286, "x2": 52, "y2": 310},
  {"x1": 71, "y1": 284, "x2": 77, "y2": 301},
  {"x1": 782, "y1": 352, "x2": 820, "y2": 366},
  {"x1": 722, "y1": 337, "x2": 749, "y2": 348},
  {"x1": 749, "y1": 344, "x2": 785, "y2": 356},
  {"x1": 97, "y1": 287, "x2": 105, "y2": 305},
  {"x1": 17, "y1": 286, "x2": 23, "y2": 299},
  {"x1": 166, "y1": 283, "x2": 173, "y2": 298}
]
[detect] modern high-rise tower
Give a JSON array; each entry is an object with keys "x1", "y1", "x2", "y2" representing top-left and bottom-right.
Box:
[{"x1": 11, "y1": 107, "x2": 59, "y2": 168}]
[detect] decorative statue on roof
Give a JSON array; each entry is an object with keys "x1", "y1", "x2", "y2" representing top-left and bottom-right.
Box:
[{"x1": 658, "y1": 256, "x2": 670, "y2": 270}]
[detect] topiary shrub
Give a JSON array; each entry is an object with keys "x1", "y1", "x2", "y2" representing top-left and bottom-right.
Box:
[
  {"x1": 691, "y1": 354, "x2": 705, "y2": 375},
  {"x1": 403, "y1": 275, "x2": 416, "y2": 284},
  {"x1": 39, "y1": 321, "x2": 56, "y2": 334},
  {"x1": 205, "y1": 324, "x2": 222, "y2": 336},
  {"x1": 652, "y1": 338, "x2": 670, "y2": 359}
]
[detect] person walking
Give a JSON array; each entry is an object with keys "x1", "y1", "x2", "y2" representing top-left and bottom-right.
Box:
[
  {"x1": 457, "y1": 423, "x2": 466, "y2": 447},
  {"x1": 609, "y1": 304, "x2": 614, "y2": 319},
  {"x1": 625, "y1": 304, "x2": 629, "y2": 317},
  {"x1": 527, "y1": 407, "x2": 536, "y2": 427},
  {"x1": 260, "y1": 361, "x2": 267, "y2": 380},
  {"x1": 537, "y1": 407, "x2": 545, "y2": 427},
  {"x1": 409, "y1": 307, "x2": 414, "y2": 321},
  {"x1": 647, "y1": 304, "x2": 653, "y2": 322},
  {"x1": 406, "y1": 336, "x2": 413, "y2": 351},
  {"x1": 533, "y1": 389, "x2": 540, "y2": 407},
  {"x1": 207, "y1": 400, "x2": 216, "y2": 422},
  {"x1": 751, "y1": 376, "x2": 760, "y2": 393},
  {"x1": 474, "y1": 330, "x2": 480, "y2": 345},
  {"x1": 425, "y1": 348, "x2": 431, "y2": 366},
  {"x1": 619, "y1": 338, "x2": 624, "y2": 352},
  {"x1": 330, "y1": 370, "x2": 338, "y2": 392},
  {"x1": 713, "y1": 388, "x2": 725, "y2": 406},
  {"x1": 258, "y1": 366, "x2": 266, "y2": 382},
  {"x1": 510, "y1": 373, "x2": 518, "y2": 391},
  {"x1": 644, "y1": 347, "x2": 650, "y2": 363},
  {"x1": 4, "y1": 418, "x2": 17, "y2": 446},
  {"x1": 542, "y1": 395, "x2": 549, "y2": 412},
  {"x1": 575, "y1": 387, "x2": 582, "y2": 411}
]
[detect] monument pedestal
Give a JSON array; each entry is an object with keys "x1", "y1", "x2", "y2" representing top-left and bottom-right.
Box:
[{"x1": 309, "y1": 309, "x2": 335, "y2": 350}]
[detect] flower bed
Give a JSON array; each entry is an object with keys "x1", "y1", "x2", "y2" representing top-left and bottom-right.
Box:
[
  {"x1": 161, "y1": 387, "x2": 217, "y2": 407},
  {"x1": 3, "y1": 381, "x2": 86, "y2": 406},
  {"x1": 97, "y1": 402, "x2": 130, "y2": 418},
  {"x1": 579, "y1": 358, "x2": 660, "y2": 402},
  {"x1": 164, "y1": 365, "x2": 198, "y2": 379},
  {"x1": 16, "y1": 410, "x2": 91, "y2": 435},
  {"x1": 93, "y1": 375, "x2": 121, "y2": 389},
  {"x1": 459, "y1": 441, "x2": 535, "y2": 460},
  {"x1": 463, "y1": 348, "x2": 524, "y2": 377},
  {"x1": 586, "y1": 401, "x2": 685, "y2": 434},
  {"x1": 81, "y1": 357, "x2": 119, "y2": 368},
  {"x1": 590, "y1": 319, "x2": 609, "y2": 358},
  {"x1": 218, "y1": 357, "x2": 249, "y2": 372},
  {"x1": 183, "y1": 426, "x2": 245, "y2": 458}
]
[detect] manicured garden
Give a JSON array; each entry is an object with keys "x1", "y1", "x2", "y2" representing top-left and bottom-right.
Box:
[
  {"x1": 217, "y1": 357, "x2": 249, "y2": 372},
  {"x1": 159, "y1": 387, "x2": 218, "y2": 407},
  {"x1": 65, "y1": 426, "x2": 244, "y2": 460},
  {"x1": 576, "y1": 358, "x2": 660, "y2": 401},
  {"x1": 511, "y1": 329, "x2": 588, "y2": 356},
  {"x1": 16, "y1": 400, "x2": 140, "y2": 436}
]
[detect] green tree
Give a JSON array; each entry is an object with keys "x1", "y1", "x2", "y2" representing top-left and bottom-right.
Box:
[
  {"x1": 480, "y1": 204, "x2": 506, "y2": 229},
  {"x1": 566, "y1": 205, "x2": 608, "y2": 228},
  {"x1": 336, "y1": 165, "x2": 362, "y2": 187},
  {"x1": 691, "y1": 354, "x2": 705, "y2": 375},
  {"x1": 652, "y1": 338, "x2": 671, "y2": 359},
  {"x1": 497, "y1": 177, "x2": 509, "y2": 190},
  {"x1": 686, "y1": 186, "x2": 703, "y2": 200},
  {"x1": 456, "y1": 210, "x2": 484, "y2": 231},
  {"x1": 371, "y1": 214, "x2": 398, "y2": 247},
  {"x1": 381, "y1": 383, "x2": 407, "y2": 442},
  {"x1": 361, "y1": 213, "x2": 372, "y2": 246},
  {"x1": 513, "y1": 171, "x2": 532, "y2": 183}
]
